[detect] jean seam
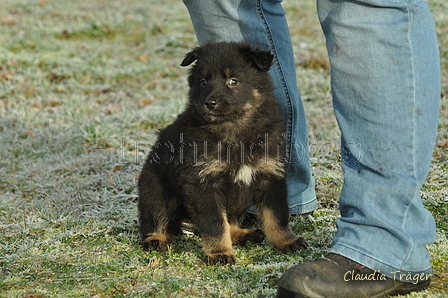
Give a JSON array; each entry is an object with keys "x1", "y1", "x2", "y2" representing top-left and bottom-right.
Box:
[
  {"x1": 256, "y1": 0, "x2": 294, "y2": 163},
  {"x1": 401, "y1": 1, "x2": 418, "y2": 270}
]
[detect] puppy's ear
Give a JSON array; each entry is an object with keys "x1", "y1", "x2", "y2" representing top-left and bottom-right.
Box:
[
  {"x1": 246, "y1": 50, "x2": 274, "y2": 72},
  {"x1": 181, "y1": 47, "x2": 202, "y2": 67}
]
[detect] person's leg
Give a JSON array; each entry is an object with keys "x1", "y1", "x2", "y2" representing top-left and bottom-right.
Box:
[
  {"x1": 278, "y1": 0, "x2": 440, "y2": 296},
  {"x1": 321, "y1": 0, "x2": 440, "y2": 278},
  {"x1": 182, "y1": 0, "x2": 317, "y2": 214}
]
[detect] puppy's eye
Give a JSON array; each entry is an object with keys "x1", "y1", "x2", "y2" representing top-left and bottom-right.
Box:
[
  {"x1": 227, "y1": 78, "x2": 239, "y2": 87},
  {"x1": 199, "y1": 79, "x2": 207, "y2": 87}
]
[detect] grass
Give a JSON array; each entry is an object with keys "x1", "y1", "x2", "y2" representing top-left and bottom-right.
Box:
[{"x1": 0, "y1": 0, "x2": 447, "y2": 297}]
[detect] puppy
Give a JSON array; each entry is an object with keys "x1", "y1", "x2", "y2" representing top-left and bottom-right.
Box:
[{"x1": 138, "y1": 42, "x2": 308, "y2": 265}]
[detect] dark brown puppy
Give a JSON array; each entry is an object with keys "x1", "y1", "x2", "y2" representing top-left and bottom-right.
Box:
[{"x1": 138, "y1": 42, "x2": 308, "y2": 265}]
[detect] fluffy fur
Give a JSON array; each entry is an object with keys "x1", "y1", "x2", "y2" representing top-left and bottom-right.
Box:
[{"x1": 138, "y1": 42, "x2": 308, "y2": 265}]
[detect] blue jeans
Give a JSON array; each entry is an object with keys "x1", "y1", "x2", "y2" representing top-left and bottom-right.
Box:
[
  {"x1": 182, "y1": 0, "x2": 318, "y2": 215},
  {"x1": 182, "y1": 0, "x2": 440, "y2": 280}
]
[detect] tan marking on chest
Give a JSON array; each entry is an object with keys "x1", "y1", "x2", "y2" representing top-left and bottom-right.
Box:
[
  {"x1": 235, "y1": 158, "x2": 285, "y2": 186},
  {"x1": 234, "y1": 165, "x2": 255, "y2": 186},
  {"x1": 196, "y1": 157, "x2": 285, "y2": 186},
  {"x1": 196, "y1": 160, "x2": 227, "y2": 182}
]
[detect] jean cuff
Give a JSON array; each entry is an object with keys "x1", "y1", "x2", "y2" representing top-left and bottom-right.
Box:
[
  {"x1": 287, "y1": 180, "x2": 318, "y2": 215},
  {"x1": 330, "y1": 244, "x2": 433, "y2": 283},
  {"x1": 287, "y1": 196, "x2": 318, "y2": 215}
]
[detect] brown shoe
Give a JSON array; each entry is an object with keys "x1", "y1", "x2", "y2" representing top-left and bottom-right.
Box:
[{"x1": 277, "y1": 253, "x2": 431, "y2": 298}]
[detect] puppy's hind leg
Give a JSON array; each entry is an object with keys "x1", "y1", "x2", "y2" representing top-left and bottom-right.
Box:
[
  {"x1": 138, "y1": 168, "x2": 177, "y2": 252},
  {"x1": 229, "y1": 221, "x2": 265, "y2": 246}
]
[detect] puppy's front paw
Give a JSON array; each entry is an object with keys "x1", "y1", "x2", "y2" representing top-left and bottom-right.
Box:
[
  {"x1": 142, "y1": 234, "x2": 169, "y2": 252},
  {"x1": 276, "y1": 237, "x2": 309, "y2": 253},
  {"x1": 204, "y1": 253, "x2": 236, "y2": 265}
]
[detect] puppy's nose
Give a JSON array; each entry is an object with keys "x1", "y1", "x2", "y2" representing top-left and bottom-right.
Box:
[{"x1": 204, "y1": 98, "x2": 217, "y2": 110}]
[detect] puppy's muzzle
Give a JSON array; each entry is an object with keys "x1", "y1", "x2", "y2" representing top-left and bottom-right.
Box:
[{"x1": 205, "y1": 98, "x2": 218, "y2": 110}]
